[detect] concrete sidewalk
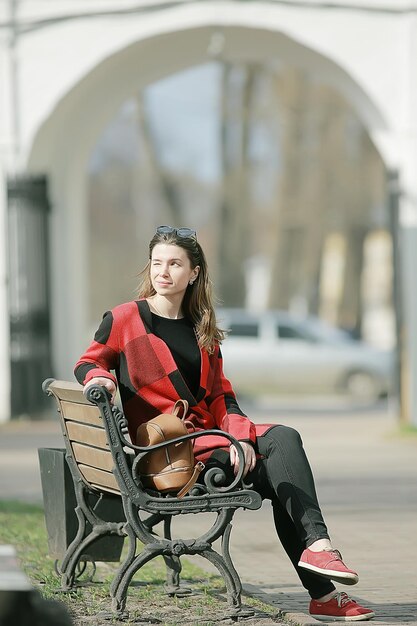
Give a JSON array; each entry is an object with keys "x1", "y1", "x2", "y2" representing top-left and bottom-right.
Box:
[
  {"x1": 1, "y1": 399, "x2": 416, "y2": 625},
  {"x1": 235, "y1": 402, "x2": 417, "y2": 626}
]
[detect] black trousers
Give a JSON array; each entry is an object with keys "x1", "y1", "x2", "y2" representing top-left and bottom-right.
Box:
[{"x1": 203, "y1": 425, "x2": 336, "y2": 599}]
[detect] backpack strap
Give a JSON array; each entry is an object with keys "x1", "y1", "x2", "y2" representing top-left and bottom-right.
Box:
[
  {"x1": 177, "y1": 461, "x2": 205, "y2": 498},
  {"x1": 171, "y1": 397, "x2": 204, "y2": 498},
  {"x1": 172, "y1": 399, "x2": 189, "y2": 420}
]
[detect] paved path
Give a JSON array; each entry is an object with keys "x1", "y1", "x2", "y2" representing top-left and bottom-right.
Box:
[{"x1": 1, "y1": 397, "x2": 416, "y2": 625}]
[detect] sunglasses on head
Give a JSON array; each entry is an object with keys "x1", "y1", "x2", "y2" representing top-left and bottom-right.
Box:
[{"x1": 156, "y1": 225, "x2": 197, "y2": 240}]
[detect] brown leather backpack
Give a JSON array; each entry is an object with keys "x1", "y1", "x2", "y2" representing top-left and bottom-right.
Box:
[{"x1": 136, "y1": 399, "x2": 204, "y2": 498}]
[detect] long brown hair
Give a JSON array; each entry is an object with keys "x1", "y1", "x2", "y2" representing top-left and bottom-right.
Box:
[{"x1": 137, "y1": 229, "x2": 225, "y2": 353}]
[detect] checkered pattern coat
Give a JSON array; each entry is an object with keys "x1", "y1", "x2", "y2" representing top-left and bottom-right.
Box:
[{"x1": 74, "y1": 300, "x2": 270, "y2": 459}]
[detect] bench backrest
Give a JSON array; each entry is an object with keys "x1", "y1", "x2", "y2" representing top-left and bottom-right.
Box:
[{"x1": 46, "y1": 380, "x2": 120, "y2": 495}]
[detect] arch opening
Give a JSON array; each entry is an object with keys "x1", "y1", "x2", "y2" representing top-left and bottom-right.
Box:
[{"x1": 26, "y1": 23, "x2": 391, "y2": 378}]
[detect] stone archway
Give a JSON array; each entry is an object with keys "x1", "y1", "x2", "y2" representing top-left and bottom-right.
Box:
[{"x1": 27, "y1": 23, "x2": 388, "y2": 378}]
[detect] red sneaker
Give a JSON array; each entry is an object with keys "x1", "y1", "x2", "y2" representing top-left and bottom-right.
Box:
[
  {"x1": 310, "y1": 592, "x2": 375, "y2": 621},
  {"x1": 298, "y1": 548, "x2": 359, "y2": 585}
]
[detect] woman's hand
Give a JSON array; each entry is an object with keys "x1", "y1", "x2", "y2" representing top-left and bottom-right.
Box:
[
  {"x1": 84, "y1": 377, "x2": 117, "y2": 403},
  {"x1": 229, "y1": 441, "x2": 256, "y2": 477}
]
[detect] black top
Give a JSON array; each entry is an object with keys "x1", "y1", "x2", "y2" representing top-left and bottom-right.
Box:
[{"x1": 151, "y1": 313, "x2": 201, "y2": 397}]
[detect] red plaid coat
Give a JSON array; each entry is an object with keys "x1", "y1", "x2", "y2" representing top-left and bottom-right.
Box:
[{"x1": 74, "y1": 300, "x2": 271, "y2": 459}]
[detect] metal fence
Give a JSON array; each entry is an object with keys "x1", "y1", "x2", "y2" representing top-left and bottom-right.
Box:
[{"x1": 7, "y1": 175, "x2": 52, "y2": 417}]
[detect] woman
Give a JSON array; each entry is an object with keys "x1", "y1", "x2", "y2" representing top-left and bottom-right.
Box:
[{"x1": 75, "y1": 225, "x2": 374, "y2": 622}]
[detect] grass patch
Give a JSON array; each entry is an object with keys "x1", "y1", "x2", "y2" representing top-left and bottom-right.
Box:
[
  {"x1": 391, "y1": 423, "x2": 417, "y2": 440},
  {"x1": 399, "y1": 424, "x2": 417, "y2": 436},
  {"x1": 0, "y1": 499, "x2": 281, "y2": 625}
]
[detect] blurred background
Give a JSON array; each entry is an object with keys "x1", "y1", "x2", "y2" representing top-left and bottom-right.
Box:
[
  {"x1": 88, "y1": 62, "x2": 392, "y2": 347},
  {"x1": 1, "y1": 0, "x2": 417, "y2": 422}
]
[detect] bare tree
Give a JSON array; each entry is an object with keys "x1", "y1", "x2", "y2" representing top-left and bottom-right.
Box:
[
  {"x1": 135, "y1": 93, "x2": 182, "y2": 225},
  {"x1": 268, "y1": 67, "x2": 309, "y2": 310},
  {"x1": 217, "y1": 63, "x2": 258, "y2": 306}
]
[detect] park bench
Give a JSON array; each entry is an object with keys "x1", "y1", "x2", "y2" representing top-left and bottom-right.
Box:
[{"x1": 42, "y1": 379, "x2": 262, "y2": 620}]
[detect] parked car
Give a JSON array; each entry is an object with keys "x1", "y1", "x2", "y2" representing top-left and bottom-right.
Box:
[{"x1": 217, "y1": 309, "x2": 394, "y2": 401}]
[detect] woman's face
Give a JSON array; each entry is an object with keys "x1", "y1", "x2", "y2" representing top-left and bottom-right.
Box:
[{"x1": 150, "y1": 243, "x2": 199, "y2": 299}]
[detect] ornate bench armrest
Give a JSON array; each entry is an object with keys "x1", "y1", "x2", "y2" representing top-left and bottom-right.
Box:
[{"x1": 85, "y1": 384, "x2": 249, "y2": 494}]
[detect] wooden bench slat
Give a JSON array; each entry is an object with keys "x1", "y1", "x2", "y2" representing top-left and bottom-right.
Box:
[
  {"x1": 66, "y1": 421, "x2": 108, "y2": 449},
  {"x1": 78, "y1": 464, "x2": 119, "y2": 493},
  {"x1": 90, "y1": 483, "x2": 120, "y2": 496},
  {"x1": 49, "y1": 380, "x2": 91, "y2": 404},
  {"x1": 71, "y1": 442, "x2": 114, "y2": 471},
  {"x1": 60, "y1": 400, "x2": 102, "y2": 426}
]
